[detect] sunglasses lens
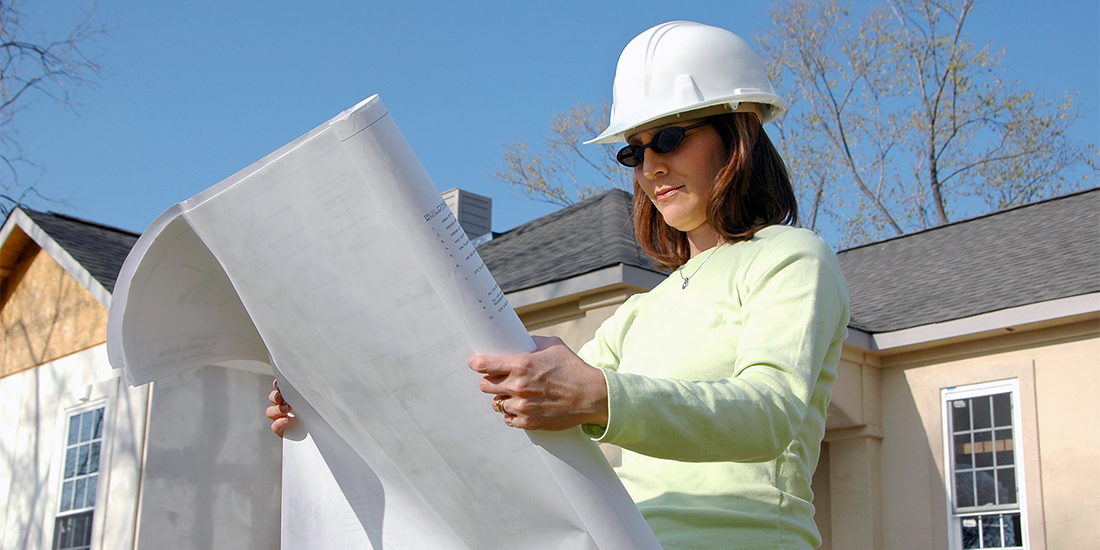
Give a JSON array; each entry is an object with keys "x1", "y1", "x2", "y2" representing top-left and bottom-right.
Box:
[
  {"x1": 653, "y1": 127, "x2": 686, "y2": 154},
  {"x1": 617, "y1": 145, "x2": 641, "y2": 167},
  {"x1": 616, "y1": 121, "x2": 706, "y2": 167}
]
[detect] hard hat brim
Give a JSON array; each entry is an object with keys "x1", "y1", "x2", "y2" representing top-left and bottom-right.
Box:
[{"x1": 584, "y1": 96, "x2": 786, "y2": 145}]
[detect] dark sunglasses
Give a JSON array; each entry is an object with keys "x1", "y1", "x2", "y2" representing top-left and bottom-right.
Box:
[{"x1": 616, "y1": 120, "x2": 713, "y2": 168}]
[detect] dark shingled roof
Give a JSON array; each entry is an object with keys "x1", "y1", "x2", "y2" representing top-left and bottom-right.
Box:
[
  {"x1": 837, "y1": 187, "x2": 1100, "y2": 332},
  {"x1": 478, "y1": 189, "x2": 664, "y2": 293},
  {"x1": 20, "y1": 209, "x2": 140, "y2": 294},
  {"x1": 11, "y1": 187, "x2": 1097, "y2": 333}
]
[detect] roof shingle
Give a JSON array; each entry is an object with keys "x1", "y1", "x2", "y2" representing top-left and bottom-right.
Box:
[
  {"x1": 478, "y1": 189, "x2": 664, "y2": 293},
  {"x1": 20, "y1": 209, "x2": 140, "y2": 294},
  {"x1": 11, "y1": 186, "x2": 1097, "y2": 334},
  {"x1": 837, "y1": 187, "x2": 1100, "y2": 332}
]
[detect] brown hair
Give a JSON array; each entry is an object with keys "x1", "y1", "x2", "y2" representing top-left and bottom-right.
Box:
[{"x1": 632, "y1": 112, "x2": 798, "y2": 268}]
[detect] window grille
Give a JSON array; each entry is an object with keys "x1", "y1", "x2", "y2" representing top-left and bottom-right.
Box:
[
  {"x1": 943, "y1": 382, "x2": 1025, "y2": 549},
  {"x1": 53, "y1": 407, "x2": 104, "y2": 550}
]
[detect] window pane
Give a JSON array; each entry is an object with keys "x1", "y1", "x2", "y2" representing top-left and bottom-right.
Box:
[
  {"x1": 67, "y1": 416, "x2": 81, "y2": 446},
  {"x1": 73, "y1": 479, "x2": 86, "y2": 511},
  {"x1": 79, "y1": 411, "x2": 96, "y2": 443},
  {"x1": 974, "y1": 431, "x2": 994, "y2": 468},
  {"x1": 54, "y1": 511, "x2": 94, "y2": 550},
  {"x1": 952, "y1": 400, "x2": 971, "y2": 432},
  {"x1": 55, "y1": 516, "x2": 74, "y2": 548},
  {"x1": 994, "y1": 429, "x2": 1014, "y2": 466},
  {"x1": 961, "y1": 517, "x2": 980, "y2": 549},
  {"x1": 85, "y1": 476, "x2": 98, "y2": 509},
  {"x1": 947, "y1": 387, "x2": 1022, "y2": 548},
  {"x1": 73, "y1": 513, "x2": 90, "y2": 548},
  {"x1": 997, "y1": 467, "x2": 1017, "y2": 505},
  {"x1": 89, "y1": 442, "x2": 100, "y2": 474},
  {"x1": 973, "y1": 396, "x2": 992, "y2": 429},
  {"x1": 1005, "y1": 513, "x2": 1023, "y2": 546},
  {"x1": 63, "y1": 448, "x2": 77, "y2": 479},
  {"x1": 992, "y1": 393, "x2": 1011, "y2": 428},
  {"x1": 976, "y1": 470, "x2": 997, "y2": 506},
  {"x1": 81, "y1": 512, "x2": 94, "y2": 549},
  {"x1": 955, "y1": 433, "x2": 973, "y2": 470},
  {"x1": 91, "y1": 409, "x2": 104, "y2": 439},
  {"x1": 956, "y1": 471, "x2": 975, "y2": 508},
  {"x1": 56, "y1": 408, "x2": 103, "y2": 550},
  {"x1": 982, "y1": 514, "x2": 1003, "y2": 547},
  {"x1": 76, "y1": 445, "x2": 90, "y2": 476},
  {"x1": 60, "y1": 481, "x2": 74, "y2": 512}
]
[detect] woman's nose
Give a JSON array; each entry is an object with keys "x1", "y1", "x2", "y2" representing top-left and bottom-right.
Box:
[{"x1": 641, "y1": 151, "x2": 668, "y2": 180}]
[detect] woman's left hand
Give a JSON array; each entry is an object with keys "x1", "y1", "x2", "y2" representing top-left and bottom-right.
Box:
[
  {"x1": 266, "y1": 379, "x2": 294, "y2": 437},
  {"x1": 469, "y1": 335, "x2": 609, "y2": 430}
]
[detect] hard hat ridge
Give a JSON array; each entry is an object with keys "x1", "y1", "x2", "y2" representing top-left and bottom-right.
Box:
[{"x1": 586, "y1": 21, "x2": 786, "y2": 145}]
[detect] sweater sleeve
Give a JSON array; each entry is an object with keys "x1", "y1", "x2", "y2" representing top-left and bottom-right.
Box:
[{"x1": 584, "y1": 232, "x2": 849, "y2": 462}]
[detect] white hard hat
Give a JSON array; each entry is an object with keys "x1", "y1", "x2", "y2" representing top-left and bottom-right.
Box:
[{"x1": 586, "y1": 21, "x2": 786, "y2": 145}]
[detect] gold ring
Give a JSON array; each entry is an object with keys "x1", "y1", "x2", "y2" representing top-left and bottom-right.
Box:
[{"x1": 493, "y1": 397, "x2": 505, "y2": 414}]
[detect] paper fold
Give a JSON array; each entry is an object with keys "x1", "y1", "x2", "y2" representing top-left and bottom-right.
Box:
[{"x1": 107, "y1": 95, "x2": 661, "y2": 549}]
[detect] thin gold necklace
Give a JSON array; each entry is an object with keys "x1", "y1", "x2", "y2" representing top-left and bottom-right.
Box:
[{"x1": 678, "y1": 245, "x2": 722, "y2": 290}]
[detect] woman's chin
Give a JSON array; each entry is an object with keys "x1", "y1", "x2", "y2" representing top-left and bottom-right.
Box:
[{"x1": 660, "y1": 215, "x2": 706, "y2": 235}]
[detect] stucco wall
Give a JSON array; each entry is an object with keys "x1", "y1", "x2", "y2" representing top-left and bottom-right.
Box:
[
  {"x1": 136, "y1": 365, "x2": 281, "y2": 550},
  {"x1": 812, "y1": 443, "x2": 833, "y2": 550},
  {"x1": 521, "y1": 286, "x2": 642, "y2": 351},
  {"x1": 520, "y1": 285, "x2": 644, "y2": 468},
  {"x1": 878, "y1": 330, "x2": 1099, "y2": 550},
  {"x1": 512, "y1": 280, "x2": 1100, "y2": 550},
  {"x1": 0, "y1": 339, "x2": 281, "y2": 550},
  {"x1": 0, "y1": 345, "x2": 147, "y2": 550}
]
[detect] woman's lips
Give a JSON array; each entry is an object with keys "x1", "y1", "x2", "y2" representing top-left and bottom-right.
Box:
[{"x1": 655, "y1": 186, "x2": 683, "y2": 201}]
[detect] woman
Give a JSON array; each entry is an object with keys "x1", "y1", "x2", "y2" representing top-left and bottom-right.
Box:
[{"x1": 272, "y1": 21, "x2": 849, "y2": 550}]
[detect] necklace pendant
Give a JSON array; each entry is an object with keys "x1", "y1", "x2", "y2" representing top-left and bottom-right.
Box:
[{"x1": 681, "y1": 279, "x2": 689, "y2": 290}]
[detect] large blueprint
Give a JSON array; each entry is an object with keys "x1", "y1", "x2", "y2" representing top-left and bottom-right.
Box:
[{"x1": 106, "y1": 95, "x2": 661, "y2": 549}]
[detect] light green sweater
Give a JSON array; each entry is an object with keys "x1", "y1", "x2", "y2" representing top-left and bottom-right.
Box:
[{"x1": 579, "y1": 225, "x2": 849, "y2": 550}]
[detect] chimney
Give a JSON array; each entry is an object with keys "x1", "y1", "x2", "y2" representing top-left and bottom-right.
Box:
[{"x1": 441, "y1": 188, "x2": 492, "y2": 239}]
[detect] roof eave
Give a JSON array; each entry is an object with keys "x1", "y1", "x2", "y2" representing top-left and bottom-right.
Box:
[
  {"x1": 506, "y1": 263, "x2": 666, "y2": 310},
  {"x1": 1, "y1": 208, "x2": 112, "y2": 308},
  {"x1": 844, "y1": 292, "x2": 1099, "y2": 353}
]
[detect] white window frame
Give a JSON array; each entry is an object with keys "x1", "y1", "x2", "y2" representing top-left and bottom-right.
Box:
[
  {"x1": 941, "y1": 379, "x2": 1028, "y2": 550},
  {"x1": 52, "y1": 400, "x2": 108, "y2": 550}
]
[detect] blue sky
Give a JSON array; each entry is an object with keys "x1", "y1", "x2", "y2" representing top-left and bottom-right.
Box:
[{"x1": 8, "y1": 0, "x2": 1099, "y2": 239}]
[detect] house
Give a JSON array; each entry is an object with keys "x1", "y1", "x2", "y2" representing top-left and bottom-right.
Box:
[
  {"x1": 0, "y1": 209, "x2": 280, "y2": 549},
  {"x1": 821, "y1": 187, "x2": 1099, "y2": 550},
  {"x1": 2, "y1": 186, "x2": 1097, "y2": 549},
  {"x1": 476, "y1": 187, "x2": 1100, "y2": 550}
]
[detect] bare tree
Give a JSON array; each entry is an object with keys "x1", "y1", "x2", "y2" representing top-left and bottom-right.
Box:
[
  {"x1": 493, "y1": 100, "x2": 632, "y2": 207},
  {"x1": 757, "y1": 0, "x2": 1097, "y2": 246},
  {"x1": 493, "y1": 0, "x2": 1095, "y2": 246},
  {"x1": 1, "y1": 0, "x2": 111, "y2": 215}
]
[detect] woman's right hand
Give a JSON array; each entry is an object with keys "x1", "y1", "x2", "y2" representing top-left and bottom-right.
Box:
[{"x1": 266, "y1": 379, "x2": 294, "y2": 437}]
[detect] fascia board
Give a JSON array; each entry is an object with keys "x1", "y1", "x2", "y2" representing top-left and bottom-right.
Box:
[
  {"x1": 868, "y1": 292, "x2": 1099, "y2": 351},
  {"x1": 844, "y1": 327, "x2": 874, "y2": 350},
  {"x1": 501, "y1": 258, "x2": 1097, "y2": 356},
  {"x1": 1, "y1": 209, "x2": 113, "y2": 308},
  {"x1": 505, "y1": 264, "x2": 666, "y2": 309}
]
